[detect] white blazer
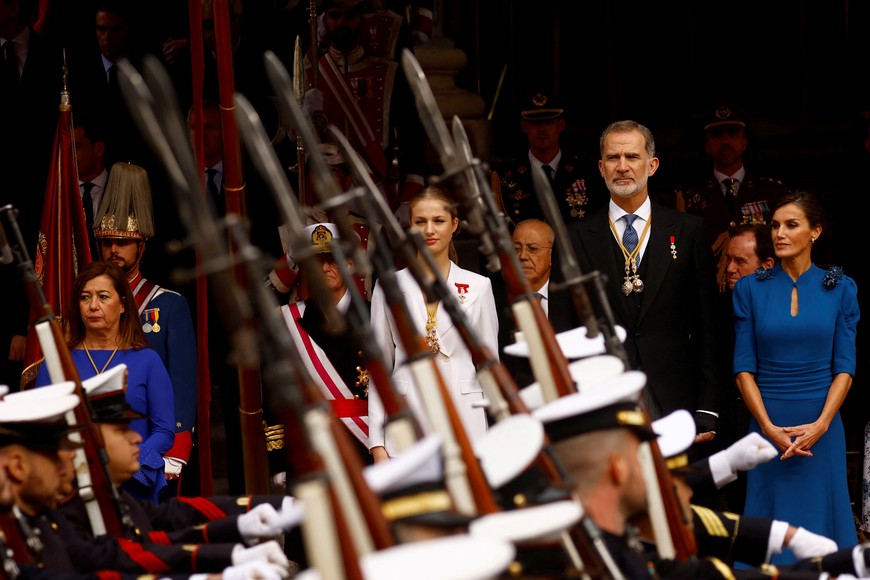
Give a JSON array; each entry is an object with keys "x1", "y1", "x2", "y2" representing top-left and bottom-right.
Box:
[{"x1": 367, "y1": 262, "x2": 500, "y2": 456}]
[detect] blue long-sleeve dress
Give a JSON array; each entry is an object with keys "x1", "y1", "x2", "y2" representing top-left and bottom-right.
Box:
[
  {"x1": 733, "y1": 263, "x2": 859, "y2": 565},
  {"x1": 37, "y1": 348, "x2": 175, "y2": 502}
]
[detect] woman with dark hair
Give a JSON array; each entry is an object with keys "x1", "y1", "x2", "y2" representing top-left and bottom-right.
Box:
[
  {"x1": 36, "y1": 261, "x2": 175, "y2": 502},
  {"x1": 734, "y1": 190, "x2": 859, "y2": 564},
  {"x1": 366, "y1": 185, "x2": 499, "y2": 463}
]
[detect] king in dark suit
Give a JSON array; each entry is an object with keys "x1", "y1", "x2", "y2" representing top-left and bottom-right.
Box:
[{"x1": 556, "y1": 120, "x2": 728, "y2": 444}]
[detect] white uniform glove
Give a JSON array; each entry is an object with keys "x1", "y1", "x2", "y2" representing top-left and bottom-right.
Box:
[
  {"x1": 787, "y1": 526, "x2": 838, "y2": 559},
  {"x1": 236, "y1": 504, "x2": 284, "y2": 543},
  {"x1": 231, "y1": 540, "x2": 291, "y2": 572},
  {"x1": 302, "y1": 88, "x2": 324, "y2": 116},
  {"x1": 273, "y1": 497, "x2": 304, "y2": 533},
  {"x1": 853, "y1": 544, "x2": 870, "y2": 577},
  {"x1": 164, "y1": 457, "x2": 186, "y2": 478},
  {"x1": 221, "y1": 560, "x2": 289, "y2": 580},
  {"x1": 709, "y1": 432, "x2": 778, "y2": 488}
]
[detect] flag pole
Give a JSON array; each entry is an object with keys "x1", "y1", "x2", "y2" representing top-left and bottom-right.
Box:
[
  {"x1": 212, "y1": 0, "x2": 269, "y2": 495},
  {"x1": 187, "y1": 0, "x2": 214, "y2": 497}
]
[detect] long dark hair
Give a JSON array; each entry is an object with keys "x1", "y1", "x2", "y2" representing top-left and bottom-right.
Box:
[{"x1": 66, "y1": 261, "x2": 148, "y2": 349}]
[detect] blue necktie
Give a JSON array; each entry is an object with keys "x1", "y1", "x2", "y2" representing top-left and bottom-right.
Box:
[{"x1": 623, "y1": 214, "x2": 639, "y2": 253}]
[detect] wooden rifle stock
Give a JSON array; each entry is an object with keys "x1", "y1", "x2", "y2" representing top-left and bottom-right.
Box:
[{"x1": 638, "y1": 409, "x2": 697, "y2": 562}]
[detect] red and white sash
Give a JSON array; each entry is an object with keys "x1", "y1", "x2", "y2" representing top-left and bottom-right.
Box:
[
  {"x1": 130, "y1": 274, "x2": 160, "y2": 315},
  {"x1": 282, "y1": 303, "x2": 369, "y2": 445}
]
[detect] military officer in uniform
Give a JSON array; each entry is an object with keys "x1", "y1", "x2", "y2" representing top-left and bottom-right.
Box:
[
  {"x1": 93, "y1": 162, "x2": 198, "y2": 495},
  {"x1": 491, "y1": 91, "x2": 607, "y2": 229},
  {"x1": 672, "y1": 103, "x2": 789, "y2": 291},
  {"x1": 267, "y1": 222, "x2": 372, "y2": 484}
]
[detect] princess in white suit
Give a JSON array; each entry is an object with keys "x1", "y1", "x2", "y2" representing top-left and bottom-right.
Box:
[{"x1": 367, "y1": 185, "x2": 499, "y2": 462}]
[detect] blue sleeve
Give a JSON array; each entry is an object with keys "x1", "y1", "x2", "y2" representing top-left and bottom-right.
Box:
[
  {"x1": 832, "y1": 275, "x2": 859, "y2": 376},
  {"x1": 163, "y1": 295, "x2": 198, "y2": 432},
  {"x1": 732, "y1": 277, "x2": 757, "y2": 375},
  {"x1": 133, "y1": 351, "x2": 176, "y2": 490},
  {"x1": 143, "y1": 352, "x2": 176, "y2": 455}
]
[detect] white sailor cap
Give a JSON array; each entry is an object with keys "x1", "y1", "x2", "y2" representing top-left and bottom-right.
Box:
[
  {"x1": 474, "y1": 414, "x2": 570, "y2": 509},
  {"x1": 82, "y1": 364, "x2": 145, "y2": 422},
  {"x1": 652, "y1": 409, "x2": 697, "y2": 471},
  {"x1": 0, "y1": 382, "x2": 83, "y2": 450},
  {"x1": 520, "y1": 354, "x2": 627, "y2": 410},
  {"x1": 503, "y1": 325, "x2": 627, "y2": 360},
  {"x1": 363, "y1": 435, "x2": 470, "y2": 527},
  {"x1": 365, "y1": 535, "x2": 515, "y2": 580},
  {"x1": 296, "y1": 534, "x2": 516, "y2": 580},
  {"x1": 468, "y1": 500, "x2": 586, "y2": 577},
  {"x1": 469, "y1": 500, "x2": 583, "y2": 544},
  {"x1": 532, "y1": 371, "x2": 653, "y2": 443},
  {"x1": 3, "y1": 381, "x2": 76, "y2": 402},
  {"x1": 0, "y1": 385, "x2": 8, "y2": 399}
]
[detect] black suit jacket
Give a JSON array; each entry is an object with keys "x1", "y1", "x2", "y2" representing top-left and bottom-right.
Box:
[{"x1": 555, "y1": 200, "x2": 727, "y2": 423}]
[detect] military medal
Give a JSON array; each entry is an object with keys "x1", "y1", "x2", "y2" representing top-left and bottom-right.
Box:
[
  {"x1": 670, "y1": 235, "x2": 677, "y2": 260},
  {"x1": 143, "y1": 308, "x2": 160, "y2": 333},
  {"x1": 455, "y1": 282, "x2": 469, "y2": 305},
  {"x1": 565, "y1": 179, "x2": 588, "y2": 220},
  {"x1": 142, "y1": 309, "x2": 154, "y2": 333},
  {"x1": 609, "y1": 215, "x2": 652, "y2": 296}
]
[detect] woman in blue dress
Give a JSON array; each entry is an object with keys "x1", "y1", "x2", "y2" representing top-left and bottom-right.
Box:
[
  {"x1": 733, "y1": 190, "x2": 859, "y2": 565},
  {"x1": 36, "y1": 261, "x2": 175, "y2": 503}
]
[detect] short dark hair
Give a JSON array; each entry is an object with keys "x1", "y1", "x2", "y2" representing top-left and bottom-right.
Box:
[{"x1": 729, "y1": 222, "x2": 774, "y2": 264}]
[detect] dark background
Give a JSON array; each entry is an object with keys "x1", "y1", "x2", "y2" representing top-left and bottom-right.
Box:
[{"x1": 442, "y1": 0, "x2": 870, "y2": 191}]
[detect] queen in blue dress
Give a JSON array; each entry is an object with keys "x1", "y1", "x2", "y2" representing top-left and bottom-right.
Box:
[
  {"x1": 733, "y1": 191, "x2": 859, "y2": 565},
  {"x1": 36, "y1": 261, "x2": 175, "y2": 503}
]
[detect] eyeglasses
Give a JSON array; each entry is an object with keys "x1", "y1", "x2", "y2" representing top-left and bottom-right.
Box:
[{"x1": 513, "y1": 244, "x2": 552, "y2": 256}]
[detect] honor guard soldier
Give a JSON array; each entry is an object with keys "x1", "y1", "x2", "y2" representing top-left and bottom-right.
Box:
[
  {"x1": 671, "y1": 103, "x2": 789, "y2": 292},
  {"x1": 303, "y1": 0, "x2": 427, "y2": 213},
  {"x1": 491, "y1": 91, "x2": 607, "y2": 229},
  {"x1": 93, "y1": 162, "x2": 198, "y2": 496}
]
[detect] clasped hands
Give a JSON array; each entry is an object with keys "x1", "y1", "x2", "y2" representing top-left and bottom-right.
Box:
[{"x1": 766, "y1": 421, "x2": 826, "y2": 460}]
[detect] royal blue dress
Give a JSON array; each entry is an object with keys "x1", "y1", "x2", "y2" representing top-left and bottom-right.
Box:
[
  {"x1": 37, "y1": 348, "x2": 176, "y2": 503},
  {"x1": 733, "y1": 264, "x2": 859, "y2": 565}
]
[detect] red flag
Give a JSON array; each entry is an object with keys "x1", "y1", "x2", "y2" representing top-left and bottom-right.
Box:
[{"x1": 20, "y1": 87, "x2": 92, "y2": 387}]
